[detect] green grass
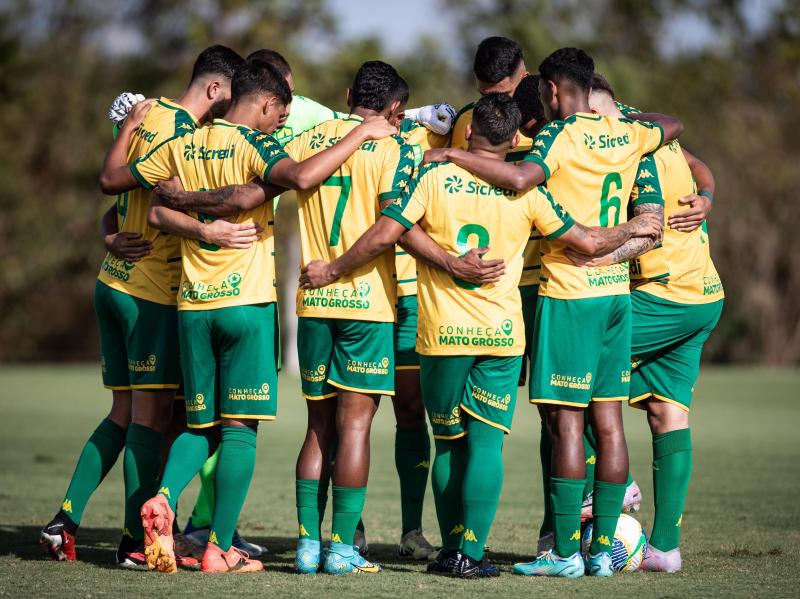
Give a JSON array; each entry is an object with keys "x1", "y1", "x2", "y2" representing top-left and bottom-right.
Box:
[{"x1": 0, "y1": 365, "x2": 798, "y2": 597}]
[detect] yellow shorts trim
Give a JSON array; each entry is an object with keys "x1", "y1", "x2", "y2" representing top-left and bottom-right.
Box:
[
  {"x1": 629, "y1": 393, "x2": 690, "y2": 413},
  {"x1": 104, "y1": 385, "x2": 132, "y2": 391},
  {"x1": 187, "y1": 420, "x2": 222, "y2": 429},
  {"x1": 129, "y1": 384, "x2": 180, "y2": 391},
  {"x1": 328, "y1": 379, "x2": 395, "y2": 397},
  {"x1": 433, "y1": 432, "x2": 467, "y2": 440},
  {"x1": 220, "y1": 414, "x2": 277, "y2": 421},
  {"x1": 530, "y1": 398, "x2": 587, "y2": 408},
  {"x1": 303, "y1": 392, "x2": 338, "y2": 401},
  {"x1": 460, "y1": 403, "x2": 510, "y2": 434},
  {"x1": 174, "y1": 395, "x2": 185, "y2": 401},
  {"x1": 396, "y1": 365, "x2": 421, "y2": 371},
  {"x1": 591, "y1": 395, "x2": 627, "y2": 402}
]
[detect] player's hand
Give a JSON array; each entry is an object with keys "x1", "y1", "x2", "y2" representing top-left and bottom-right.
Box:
[
  {"x1": 108, "y1": 92, "x2": 145, "y2": 123},
  {"x1": 120, "y1": 98, "x2": 156, "y2": 132},
  {"x1": 202, "y1": 219, "x2": 262, "y2": 249},
  {"x1": 357, "y1": 115, "x2": 397, "y2": 141},
  {"x1": 154, "y1": 176, "x2": 186, "y2": 207},
  {"x1": 299, "y1": 260, "x2": 336, "y2": 289},
  {"x1": 423, "y1": 148, "x2": 451, "y2": 164},
  {"x1": 104, "y1": 231, "x2": 152, "y2": 262},
  {"x1": 564, "y1": 248, "x2": 612, "y2": 268},
  {"x1": 628, "y1": 212, "x2": 663, "y2": 241},
  {"x1": 669, "y1": 193, "x2": 712, "y2": 232},
  {"x1": 406, "y1": 103, "x2": 457, "y2": 135},
  {"x1": 450, "y1": 247, "x2": 505, "y2": 284}
]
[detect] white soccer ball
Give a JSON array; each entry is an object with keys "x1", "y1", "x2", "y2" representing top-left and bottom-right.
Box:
[{"x1": 581, "y1": 513, "x2": 647, "y2": 572}]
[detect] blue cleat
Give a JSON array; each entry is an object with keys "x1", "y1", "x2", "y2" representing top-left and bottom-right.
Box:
[
  {"x1": 323, "y1": 542, "x2": 381, "y2": 575},
  {"x1": 232, "y1": 530, "x2": 267, "y2": 557},
  {"x1": 585, "y1": 551, "x2": 613, "y2": 576},
  {"x1": 512, "y1": 550, "x2": 584, "y2": 578},
  {"x1": 295, "y1": 538, "x2": 322, "y2": 574}
]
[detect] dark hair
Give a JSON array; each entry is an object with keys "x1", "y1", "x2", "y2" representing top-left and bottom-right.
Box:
[
  {"x1": 246, "y1": 49, "x2": 292, "y2": 77},
  {"x1": 393, "y1": 75, "x2": 410, "y2": 106},
  {"x1": 232, "y1": 59, "x2": 292, "y2": 105},
  {"x1": 190, "y1": 45, "x2": 245, "y2": 82},
  {"x1": 539, "y1": 47, "x2": 594, "y2": 90},
  {"x1": 473, "y1": 36, "x2": 524, "y2": 84},
  {"x1": 513, "y1": 74, "x2": 544, "y2": 123},
  {"x1": 472, "y1": 92, "x2": 522, "y2": 146},
  {"x1": 591, "y1": 73, "x2": 615, "y2": 99},
  {"x1": 351, "y1": 61, "x2": 404, "y2": 111}
]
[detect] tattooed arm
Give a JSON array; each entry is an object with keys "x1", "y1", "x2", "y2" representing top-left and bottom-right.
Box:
[{"x1": 154, "y1": 177, "x2": 283, "y2": 217}]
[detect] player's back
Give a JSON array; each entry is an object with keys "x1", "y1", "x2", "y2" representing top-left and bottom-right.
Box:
[
  {"x1": 288, "y1": 116, "x2": 414, "y2": 323},
  {"x1": 98, "y1": 98, "x2": 198, "y2": 304}
]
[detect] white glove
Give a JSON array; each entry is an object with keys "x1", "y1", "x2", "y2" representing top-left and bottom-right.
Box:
[
  {"x1": 405, "y1": 103, "x2": 457, "y2": 135},
  {"x1": 108, "y1": 92, "x2": 146, "y2": 124}
]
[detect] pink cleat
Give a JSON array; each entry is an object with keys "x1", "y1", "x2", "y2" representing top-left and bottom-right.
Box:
[
  {"x1": 639, "y1": 543, "x2": 682, "y2": 573},
  {"x1": 622, "y1": 481, "x2": 642, "y2": 514}
]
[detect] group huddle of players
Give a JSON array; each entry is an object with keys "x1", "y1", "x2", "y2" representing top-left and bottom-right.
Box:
[{"x1": 38, "y1": 35, "x2": 723, "y2": 579}]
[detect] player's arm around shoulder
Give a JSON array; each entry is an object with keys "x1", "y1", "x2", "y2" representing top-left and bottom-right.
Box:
[{"x1": 99, "y1": 98, "x2": 156, "y2": 194}]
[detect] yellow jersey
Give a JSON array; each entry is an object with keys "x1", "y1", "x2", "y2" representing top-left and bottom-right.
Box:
[
  {"x1": 524, "y1": 113, "x2": 664, "y2": 299},
  {"x1": 452, "y1": 102, "x2": 540, "y2": 286},
  {"x1": 631, "y1": 141, "x2": 724, "y2": 304},
  {"x1": 286, "y1": 116, "x2": 415, "y2": 322},
  {"x1": 129, "y1": 119, "x2": 289, "y2": 311},
  {"x1": 97, "y1": 98, "x2": 198, "y2": 304},
  {"x1": 383, "y1": 161, "x2": 575, "y2": 356},
  {"x1": 395, "y1": 119, "x2": 450, "y2": 297}
]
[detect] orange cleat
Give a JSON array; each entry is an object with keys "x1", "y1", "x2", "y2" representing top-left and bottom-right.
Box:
[
  {"x1": 140, "y1": 494, "x2": 177, "y2": 573},
  {"x1": 200, "y1": 542, "x2": 264, "y2": 574}
]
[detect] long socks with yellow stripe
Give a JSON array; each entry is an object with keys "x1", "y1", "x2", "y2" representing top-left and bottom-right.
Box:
[
  {"x1": 296, "y1": 479, "x2": 329, "y2": 541},
  {"x1": 551, "y1": 477, "x2": 584, "y2": 557},
  {"x1": 650, "y1": 428, "x2": 692, "y2": 551},
  {"x1": 159, "y1": 429, "x2": 218, "y2": 512},
  {"x1": 395, "y1": 426, "x2": 430, "y2": 535},
  {"x1": 590, "y1": 480, "x2": 626, "y2": 555},
  {"x1": 123, "y1": 424, "x2": 163, "y2": 541}
]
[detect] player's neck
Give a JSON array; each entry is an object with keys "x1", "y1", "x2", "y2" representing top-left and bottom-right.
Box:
[
  {"x1": 174, "y1": 87, "x2": 213, "y2": 124},
  {"x1": 350, "y1": 107, "x2": 382, "y2": 120},
  {"x1": 466, "y1": 143, "x2": 505, "y2": 161},
  {"x1": 222, "y1": 104, "x2": 259, "y2": 129},
  {"x1": 557, "y1": 93, "x2": 591, "y2": 120}
]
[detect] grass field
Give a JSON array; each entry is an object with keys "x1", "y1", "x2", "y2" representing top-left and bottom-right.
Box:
[{"x1": 0, "y1": 365, "x2": 798, "y2": 597}]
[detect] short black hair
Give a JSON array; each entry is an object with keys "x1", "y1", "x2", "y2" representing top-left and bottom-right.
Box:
[
  {"x1": 232, "y1": 59, "x2": 292, "y2": 106},
  {"x1": 246, "y1": 49, "x2": 292, "y2": 77},
  {"x1": 539, "y1": 47, "x2": 594, "y2": 90},
  {"x1": 393, "y1": 75, "x2": 410, "y2": 106},
  {"x1": 591, "y1": 73, "x2": 615, "y2": 99},
  {"x1": 513, "y1": 74, "x2": 544, "y2": 123},
  {"x1": 351, "y1": 61, "x2": 404, "y2": 111},
  {"x1": 190, "y1": 45, "x2": 245, "y2": 82},
  {"x1": 472, "y1": 92, "x2": 522, "y2": 146},
  {"x1": 473, "y1": 36, "x2": 524, "y2": 84}
]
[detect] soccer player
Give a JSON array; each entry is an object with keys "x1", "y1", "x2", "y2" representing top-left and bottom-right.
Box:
[
  {"x1": 99, "y1": 58, "x2": 396, "y2": 574},
  {"x1": 424, "y1": 47, "x2": 683, "y2": 577},
  {"x1": 38, "y1": 45, "x2": 246, "y2": 567},
  {"x1": 299, "y1": 92, "x2": 663, "y2": 578},
  {"x1": 584, "y1": 80, "x2": 723, "y2": 573}
]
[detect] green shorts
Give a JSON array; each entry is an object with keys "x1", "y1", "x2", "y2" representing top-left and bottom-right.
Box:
[
  {"x1": 94, "y1": 280, "x2": 180, "y2": 391},
  {"x1": 629, "y1": 291, "x2": 723, "y2": 411},
  {"x1": 420, "y1": 354, "x2": 521, "y2": 439},
  {"x1": 395, "y1": 295, "x2": 419, "y2": 370},
  {"x1": 518, "y1": 284, "x2": 539, "y2": 386},
  {"x1": 179, "y1": 302, "x2": 279, "y2": 428},
  {"x1": 298, "y1": 317, "x2": 395, "y2": 399},
  {"x1": 530, "y1": 295, "x2": 632, "y2": 407}
]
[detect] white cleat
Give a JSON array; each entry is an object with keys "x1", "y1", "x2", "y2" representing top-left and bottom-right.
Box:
[
  {"x1": 397, "y1": 528, "x2": 438, "y2": 560},
  {"x1": 623, "y1": 481, "x2": 642, "y2": 514}
]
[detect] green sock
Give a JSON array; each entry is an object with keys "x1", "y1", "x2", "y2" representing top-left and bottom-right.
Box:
[
  {"x1": 590, "y1": 479, "x2": 626, "y2": 555},
  {"x1": 159, "y1": 430, "x2": 217, "y2": 512},
  {"x1": 296, "y1": 479, "x2": 328, "y2": 541},
  {"x1": 583, "y1": 420, "x2": 597, "y2": 501},
  {"x1": 461, "y1": 419, "x2": 504, "y2": 561},
  {"x1": 331, "y1": 486, "x2": 366, "y2": 546},
  {"x1": 61, "y1": 418, "x2": 126, "y2": 525},
  {"x1": 209, "y1": 426, "x2": 257, "y2": 551},
  {"x1": 123, "y1": 424, "x2": 163, "y2": 541},
  {"x1": 431, "y1": 437, "x2": 468, "y2": 550},
  {"x1": 538, "y1": 422, "x2": 553, "y2": 537},
  {"x1": 395, "y1": 426, "x2": 431, "y2": 535},
  {"x1": 551, "y1": 477, "x2": 584, "y2": 558},
  {"x1": 650, "y1": 428, "x2": 692, "y2": 551},
  {"x1": 189, "y1": 449, "x2": 219, "y2": 529}
]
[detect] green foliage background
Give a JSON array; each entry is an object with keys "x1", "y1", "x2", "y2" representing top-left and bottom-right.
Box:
[{"x1": 0, "y1": 0, "x2": 798, "y2": 363}]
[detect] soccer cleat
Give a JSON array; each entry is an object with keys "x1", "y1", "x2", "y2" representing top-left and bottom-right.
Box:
[
  {"x1": 585, "y1": 551, "x2": 614, "y2": 577},
  {"x1": 353, "y1": 527, "x2": 369, "y2": 557},
  {"x1": 115, "y1": 538, "x2": 147, "y2": 568},
  {"x1": 398, "y1": 528, "x2": 438, "y2": 560},
  {"x1": 323, "y1": 542, "x2": 381, "y2": 575},
  {"x1": 39, "y1": 519, "x2": 76, "y2": 561},
  {"x1": 512, "y1": 550, "x2": 585, "y2": 578},
  {"x1": 622, "y1": 480, "x2": 642, "y2": 514},
  {"x1": 294, "y1": 538, "x2": 322, "y2": 574},
  {"x1": 140, "y1": 494, "x2": 177, "y2": 573},
  {"x1": 639, "y1": 543, "x2": 682, "y2": 573},
  {"x1": 200, "y1": 542, "x2": 264, "y2": 573},
  {"x1": 426, "y1": 548, "x2": 461, "y2": 575},
  {"x1": 232, "y1": 530, "x2": 267, "y2": 557},
  {"x1": 453, "y1": 553, "x2": 502, "y2": 579},
  {"x1": 536, "y1": 531, "x2": 555, "y2": 555}
]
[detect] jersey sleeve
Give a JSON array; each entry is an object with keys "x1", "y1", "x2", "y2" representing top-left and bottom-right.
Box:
[
  {"x1": 522, "y1": 120, "x2": 568, "y2": 181},
  {"x1": 377, "y1": 139, "x2": 416, "y2": 204},
  {"x1": 529, "y1": 186, "x2": 575, "y2": 240},
  {"x1": 630, "y1": 152, "x2": 664, "y2": 207},
  {"x1": 283, "y1": 131, "x2": 307, "y2": 162},
  {"x1": 240, "y1": 128, "x2": 290, "y2": 182},
  {"x1": 399, "y1": 120, "x2": 449, "y2": 171},
  {"x1": 381, "y1": 164, "x2": 435, "y2": 230},
  {"x1": 129, "y1": 137, "x2": 178, "y2": 189},
  {"x1": 630, "y1": 118, "x2": 664, "y2": 154}
]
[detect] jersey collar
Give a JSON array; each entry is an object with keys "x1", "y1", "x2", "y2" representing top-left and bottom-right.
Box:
[{"x1": 158, "y1": 97, "x2": 200, "y2": 125}]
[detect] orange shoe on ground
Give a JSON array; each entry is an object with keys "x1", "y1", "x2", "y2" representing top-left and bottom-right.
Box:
[
  {"x1": 200, "y1": 542, "x2": 264, "y2": 573},
  {"x1": 140, "y1": 494, "x2": 177, "y2": 573}
]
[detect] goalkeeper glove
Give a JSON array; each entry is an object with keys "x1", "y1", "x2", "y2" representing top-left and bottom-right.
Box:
[
  {"x1": 405, "y1": 103, "x2": 457, "y2": 135},
  {"x1": 108, "y1": 92, "x2": 146, "y2": 124}
]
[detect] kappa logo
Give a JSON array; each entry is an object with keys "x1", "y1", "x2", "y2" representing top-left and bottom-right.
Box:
[
  {"x1": 209, "y1": 531, "x2": 218, "y2": 545},
  {"x1": 123, "y1": 527, "x2": 134, "y2": 538},
  {"x1": 159, "y1": 486, "x2": 171, "y2": 498},
  {"x1": 331, "y1": 533, "x2": 342, "y2": 543},
  {"x1": 584, "y1": 133, "x2": 597, "y2": 149},
  {"x1": 586, "y1": 455, "x2": 596, "y2": 465},
  {"x1": 444, "y1": 175, "x2": 463, "y2": 193},
  {"x1": 676, "y1": 515, "x2": 683, "y2": 527},
  {"x1": 597, "y1": 535, "x2": 612, "y2": 546},
  {"x1": 299, "y1": 524, "x2": 310, "y2": 537},
  {"x1": 570, "y1": 530, "x2": 581, "y2": 541},
  {"x1": 463, "y1": 529, "x2": 478, "y2": 542},
  {"x1": 62, "y1": 499, "x2": 73, "y2": 513},
  {"x1": 638, "y1": 168, "x2": 654, "y2": 178},
  {"x1": 449, "y1": 523, "x2": 465, "y2": 535},
  {"x1": 415, "y1": 460, "x2": 430, "y2": 469}
]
